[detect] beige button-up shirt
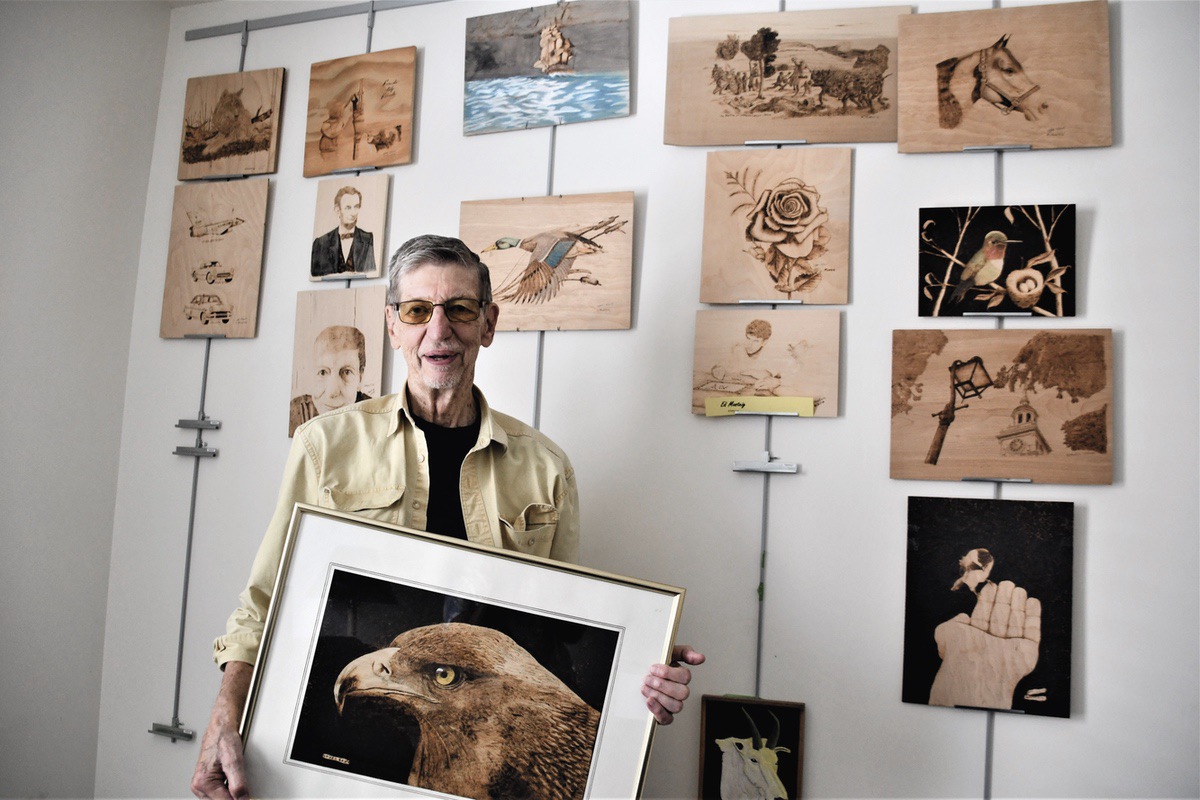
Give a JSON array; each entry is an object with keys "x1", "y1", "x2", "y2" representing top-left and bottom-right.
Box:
[{"x1": 213, "y1": 387, "x2": 579, "y2": 667}]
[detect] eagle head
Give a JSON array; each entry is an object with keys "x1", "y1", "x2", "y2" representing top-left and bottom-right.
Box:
[{"x1": 333, "y1": 622, "x2": 600, "y2": 800}]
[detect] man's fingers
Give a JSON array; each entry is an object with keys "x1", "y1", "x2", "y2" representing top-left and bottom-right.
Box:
[
  {"x1": 989, "y1": 580, "x2": 1015, "y2": 634},
  {"x1": 670, "y1": 644, "x2": 706, "y2": 667},
  {"x1": 644, "y1": 693, "x2": 675, "y2": 725},
  {"x1": 1024, "y1": 597, "x2": 1042, "y2": 644},
  {"x1": 646, "y1": 665, "x2": 692, "y2": 702},
  {"x1": 1007, "y1": 585, "x2": 1028, "y2": 637},
  {"x1": 971, "y1": 581, "x2": 997, "y2": 630}
]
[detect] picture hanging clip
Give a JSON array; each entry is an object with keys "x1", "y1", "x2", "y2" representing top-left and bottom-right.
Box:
[
  {"x1": 732, "y1": 450, "x2": 798, "y2": 474},
  {"x1": 149, "y1": 721, "x2": 195, "y2": 743}
]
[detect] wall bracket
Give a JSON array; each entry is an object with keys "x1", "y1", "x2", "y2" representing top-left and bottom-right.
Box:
[{"x1": 733, "y1": 450, "x2": 798, "y2": 474}]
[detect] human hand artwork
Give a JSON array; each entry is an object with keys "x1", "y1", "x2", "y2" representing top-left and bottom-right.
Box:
[
  {"x1": 643, "y1": 645, "x2": 706, "y2": 725},
  {"x1": 929, "y1": 580, "x2": 1041, "y2": 710}
]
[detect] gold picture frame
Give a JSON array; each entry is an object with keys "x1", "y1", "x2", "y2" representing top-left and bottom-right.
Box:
[{"x1": 241, "y1": 504, "x2": 685, "y2": 799}]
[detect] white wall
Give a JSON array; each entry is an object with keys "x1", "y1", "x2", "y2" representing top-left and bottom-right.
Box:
[
  {"x1": 0, "y1": 2, "x2": 171, "y2": 798},
  {"x1": 92, "y1": 1, "x2": 1197, "y2": 798}
]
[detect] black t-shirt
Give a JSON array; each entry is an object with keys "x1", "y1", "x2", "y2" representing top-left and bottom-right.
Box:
[{"x1": 411, "y1": 414, "x2": 480, "y2": 541}]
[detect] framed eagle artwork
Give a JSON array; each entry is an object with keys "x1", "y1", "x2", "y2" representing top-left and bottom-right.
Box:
[{"x1": 240, "y1": 505, "x2": 684, "y2": 799}]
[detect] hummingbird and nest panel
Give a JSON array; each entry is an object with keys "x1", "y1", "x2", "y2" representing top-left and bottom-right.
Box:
[{"x1": 919, "y1": 204, "x2": 1076, "y2": 318}]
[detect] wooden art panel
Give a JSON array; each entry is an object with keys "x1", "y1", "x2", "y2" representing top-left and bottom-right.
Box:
[
  {"x1": 920, "y1": 204, "x2": 1076, "y2": 317},
  {"x1": 178, "y1": 67, "x2": 284, "y2": 180},
  {"x1": 904, "y1": 496, "x2": 1074, "y2": 718},
  {"x1": 699, "y1": 695, "x2": 805, "y2": 799},
  {"x1": 460, "y1": 192, "x2": 634, "y2": 331},
  {"x1": 701, "y1": 147, "x2": 851, "y2": 305},
  {"x1": 664, "y1": 6, "x2": 910, "y2": 146},
  {"x1": 897, "y1": 0, "x2": 1112, "y2": 153},
  {"x1": 310, "y1": 173, "x2": 390, "y2": 281},
  {"x1": 891, "y1": 329, "x2": 1113, "y2": 483},
  {"x1": 304, "y1": 47, "x2": 416, "y2": 177},
  {"x1": 160, "y1": 178, "x2": 268, "y2": 339},
  {"x1": 464, "y1": 0, "x2": 631, "y2": 135},
  {"x1": 289, "y1": 285, "x2": 386, "y2": 437},
  {"x1": 692, "y1": 308, "x2": 840, "y2": 416}
]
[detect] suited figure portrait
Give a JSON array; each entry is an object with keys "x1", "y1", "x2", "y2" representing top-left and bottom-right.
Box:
[{"x1": 312, "y1": 186, "x2": 376, "y2": 277}]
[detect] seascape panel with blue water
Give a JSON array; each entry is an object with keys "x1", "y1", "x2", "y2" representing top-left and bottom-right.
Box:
[{"x1": 464, "y1": 72, "x2": 629, "y2": 135}]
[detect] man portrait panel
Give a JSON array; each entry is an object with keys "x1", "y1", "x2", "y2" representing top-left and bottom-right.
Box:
[
  {"x1": 310, "y1": 174, "x2": 389, "y2": 279},
  {"x1": 288, "y1": 286, "x2": 386, "y2": 437}
]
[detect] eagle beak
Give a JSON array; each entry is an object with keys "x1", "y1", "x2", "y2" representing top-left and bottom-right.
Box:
[
  {"x1": 334, "y1": 647, "x2": 400, "y2": 713},
  {"x1": 333, "y1": 648, "x2": 435, "y2": 713}
]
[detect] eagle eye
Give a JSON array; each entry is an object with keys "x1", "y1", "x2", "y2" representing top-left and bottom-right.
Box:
[{"x1": 432, "y1": 665, "x2": 464, "y2": 687}]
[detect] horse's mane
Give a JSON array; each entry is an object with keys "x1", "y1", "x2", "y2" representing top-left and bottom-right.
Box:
[{"x1": 936, "y1": 56, "x2": 963, "y2": 129}]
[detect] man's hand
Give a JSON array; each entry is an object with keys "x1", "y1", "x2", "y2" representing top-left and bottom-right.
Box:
[
  {"x1": 642, "y1": 645, "x2": 706, "y2": 725},
  {"x1": 929, "y1": 580, "x2": 1041, "y2": 710},
  {"x1": 191, "y1": 661, "x2": 253, "y2": 800}
]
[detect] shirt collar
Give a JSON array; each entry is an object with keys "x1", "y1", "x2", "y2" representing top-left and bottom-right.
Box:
[{"x1": 392, "y1": 383, "x2": 508, "y2": 452}]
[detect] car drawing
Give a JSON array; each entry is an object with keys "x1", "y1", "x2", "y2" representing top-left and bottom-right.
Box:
[
  {"x1": 192, "y1": 261, "x2": 234, "y2": 284},
  {"x1": 184, "y1": 294, "x2": 232, "y2": 324}
]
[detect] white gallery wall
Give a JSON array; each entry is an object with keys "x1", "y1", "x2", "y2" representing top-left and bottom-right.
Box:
[
  {"x1": 0, "y1": 3, "x2": 171, "y2": 798},
  {"x1": 74, "y1": 0, "x2": 1199, "y2": 798}
]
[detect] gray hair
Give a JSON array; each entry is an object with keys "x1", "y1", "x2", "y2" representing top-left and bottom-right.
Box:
[{"x1": 386, "y1": 234, "x2": 492, "y2": 306}]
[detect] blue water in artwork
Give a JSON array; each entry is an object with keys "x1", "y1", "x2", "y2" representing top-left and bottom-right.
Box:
[{"x1": 464, "y1": 72, "x2": 630, "y2": 134}]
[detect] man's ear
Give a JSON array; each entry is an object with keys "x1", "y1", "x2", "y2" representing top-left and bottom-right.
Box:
[
  {"x1": 480, "y1": 302, "x2": 500, "y2": 347},
  {"x1": 385, "y1": 304, "x2": 403, "y2": 351}
]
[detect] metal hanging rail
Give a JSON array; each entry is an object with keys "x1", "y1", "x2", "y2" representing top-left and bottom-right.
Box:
[{"x1": 184, "y1": 0, "x2": 451, "y2": 42}]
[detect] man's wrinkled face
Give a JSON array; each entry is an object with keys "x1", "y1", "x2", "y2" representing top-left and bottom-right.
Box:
[
  {"x1": 337, "y1": 193, "x2": 361, "y2": 229},
  {"x1": 386, "y1": 263, "x2": 497, "y2": 393},
  {"x1": 313, "y1": 344, "x2": 363, "y2": 413}
]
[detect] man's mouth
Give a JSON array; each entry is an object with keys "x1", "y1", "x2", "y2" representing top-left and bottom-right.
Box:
[{"x1": 422, "y1": 352, "x2": 459, "y2": 367}]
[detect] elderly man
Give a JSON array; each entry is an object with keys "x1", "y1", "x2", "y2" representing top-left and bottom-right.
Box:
[{"x1": 192, "y1": 235, "x2": 703, "y2": 799}]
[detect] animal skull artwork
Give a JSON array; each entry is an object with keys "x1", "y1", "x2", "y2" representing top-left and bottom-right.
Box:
[{"x1": 715, "y1": 707, "x2": 792, "y2": 800}]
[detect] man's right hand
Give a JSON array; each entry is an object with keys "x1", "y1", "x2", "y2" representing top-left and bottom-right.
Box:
[{"x1": 191, "y1": 661, "x2": 253, "y2": 800}]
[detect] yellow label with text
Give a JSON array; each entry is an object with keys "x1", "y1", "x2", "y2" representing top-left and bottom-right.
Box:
[{"x1": 705, "y1": 397, "x2": 815, "y2": 417}]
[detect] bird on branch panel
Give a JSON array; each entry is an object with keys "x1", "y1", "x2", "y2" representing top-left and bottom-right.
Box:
[
  {"x1": 334, "y1": 622, "x2": 601, "y2": 800},
  {"x1": 483, "y1": 216, "x2": 629, "y2": 305},
  {"x1": 950, "y1": 230, "x2": 1020, "y2": 305}
]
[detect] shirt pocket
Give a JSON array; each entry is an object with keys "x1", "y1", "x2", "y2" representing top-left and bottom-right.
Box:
[
  {"x1": 318, "y1": 485, "x2": 406, "y2": 522},
  {"x1": 499, "y1": 502, "x2": 559, "y2": 558}
]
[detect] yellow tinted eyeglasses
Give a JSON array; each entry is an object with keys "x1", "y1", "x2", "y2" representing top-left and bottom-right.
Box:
[{"x1": 393, "y1": 298, "x2": 484, "y2": 324}]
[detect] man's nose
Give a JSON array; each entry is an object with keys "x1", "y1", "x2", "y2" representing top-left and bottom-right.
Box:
[{"x1": 426, "y1": 304, "x2": 454, "y2": 336}]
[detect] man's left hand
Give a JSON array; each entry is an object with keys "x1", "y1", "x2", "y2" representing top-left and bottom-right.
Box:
[{"x1": 642, "y1": 644, "x2": 706, "y2": 725}]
